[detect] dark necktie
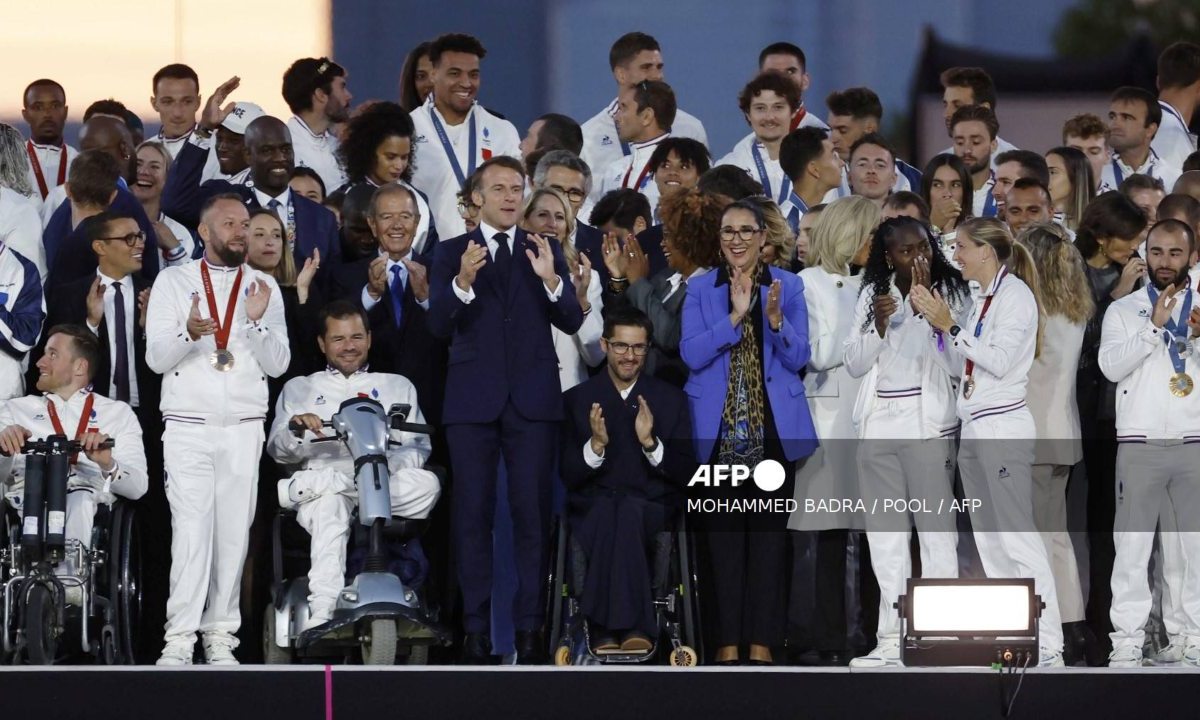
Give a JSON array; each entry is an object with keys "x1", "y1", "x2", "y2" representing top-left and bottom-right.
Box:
[
  {"x1": 389, "y1": 264, "x2": 405, "y2": 327},
  {"x1": 493, "y1": 232, "x2": 511, "y2": 289},
  {"x1": 111, "y1": 281, "x2": 131, "y2": 403}
]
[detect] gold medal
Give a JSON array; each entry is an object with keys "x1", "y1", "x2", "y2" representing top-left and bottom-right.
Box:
[
  {"x1": 962, "y1": 377, "x2": 975, "y2": 399},
  {"x1": 210, "y1": 349, "x2": 235, "y2": 372},
  {"x1": 1170, "y1": 372, "x2": 1193, "y2": 398}
]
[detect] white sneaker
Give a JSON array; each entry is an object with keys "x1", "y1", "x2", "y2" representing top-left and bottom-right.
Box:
[
  {"x1": 1038, "y1": 650, "x2": 1065, "y2": 667},
  {"x1": 303, "y1": 603, "x2": 334, "y2": 632},
  {"x1": 202, "y1": 633, "x2": 239, "y2": 665},
  {"x1": 849, "y1": 639, "x2": 901, "y2": 667},
  {"x1": 156, "y1": 639, "x2": 195, "y2": 666},
  {"x1": 1149, "y1": 637, "x2": 1184, "y2": 664},
  {"x1": 1182, "y1": 639, "x2": 1200, "y2": 667},
  {"x1": 1108, "y1": 644, "x2": 1144, "y2": 668}
]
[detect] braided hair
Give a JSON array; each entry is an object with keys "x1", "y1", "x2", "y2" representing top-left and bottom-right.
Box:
[{"x1": 858, "y1": 216, "x2": 970, "y2": 332}]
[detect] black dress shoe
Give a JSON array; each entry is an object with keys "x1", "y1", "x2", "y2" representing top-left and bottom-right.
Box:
[
  {"x1": 460, "y1": 632, "x2": 495, "y2": 665},
  {"x1": 817, "y1": 650, "x2": 850, "y2": 666},
  {"x1": 515, "y1": 630, "x2": 548, "y2": 665}
]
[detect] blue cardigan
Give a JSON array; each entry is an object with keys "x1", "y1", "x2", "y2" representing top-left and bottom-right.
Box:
[{"x1": 679, "y1": 265, "x2": 818, "y2": 463}]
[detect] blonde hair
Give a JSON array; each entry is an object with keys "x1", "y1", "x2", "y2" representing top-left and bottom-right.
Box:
[
  {"x1": 1016, "y1": 222, "x2": 1094, "y2": 325},
  {"x1": 808, "y1": 196, "x2": 880, "y2": 274},
  {"x1": 959, "y1": 217, "x2": 1044, "y2": 356},
  {"x1": 745, "y1": 196, "x2": 796, "y2": 269},
  {"x1": 136, "y1": 139, "x2": 173, "y2": 168},
  {"x1": 521, "y1": 187, "x2": 578, "y2": 270}
]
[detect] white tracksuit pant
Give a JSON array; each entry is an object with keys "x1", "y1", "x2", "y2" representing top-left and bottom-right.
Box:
[
  {"x1": 1031, "y1": 464, "x2": 1085, "y2": 623},
  {"x1": 281, "y1": 466, "x2": 440, "y2": 615},
  {"x1": 959, "y1": 409, "x2": 1063, "y2": 653},
  {"x1": 1110, "y1": 442, "x2": 1200, "y2": 650},
  {"x1": 163, "y1": 422, "x2": 264, "y2": 643},
  {"x1": 1153, "y1": 501, "x2": 1188, "y2": 643},
  {"x1": 858, "y1": 395, "x2": 959, "y2": 641}
]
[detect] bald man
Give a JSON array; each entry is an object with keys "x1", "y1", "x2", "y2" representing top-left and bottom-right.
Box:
[
  {"x1": 162, "y1": 115, "x2": 339, "y2": 289},
  {"x1": 40, "y1": 116, "x2": 135, "y2": 227},
  {"x1": 1173, "y1": 170, "x2": 1200, "y2": 202}
]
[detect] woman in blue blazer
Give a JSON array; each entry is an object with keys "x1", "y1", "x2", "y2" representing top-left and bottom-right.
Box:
[{"x1": 681, "y1": 198, "x2": 817, "y2": 666}]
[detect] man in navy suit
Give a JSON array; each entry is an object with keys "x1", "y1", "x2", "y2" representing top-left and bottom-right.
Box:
[
  {"x1": 331, "y1": 183, "x2": 447, "y2": 427},
  {"x1": 427, "y1": 156, "x2": 583, "y2": 664},
  {"x1": 559, "y1": 306, "x2": 695, "y2": 653},
  {"x1": 161, "y1": 115, "x2": 340, "y2": 290}
]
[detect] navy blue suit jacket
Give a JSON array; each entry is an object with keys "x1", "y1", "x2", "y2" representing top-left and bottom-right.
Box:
[
  {"x1": 427, "y1": 227, "x2": 583, "y2": 425},
  {"x1": 44, "y1": 187, "x2": 161, "y2": 288},
  {"x1": 161, "y1": 141, "x2": 341, "y2": 289}
]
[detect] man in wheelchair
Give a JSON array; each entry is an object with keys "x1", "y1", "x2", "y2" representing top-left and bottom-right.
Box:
[
  {"x1": 559, "y1": 307, "x2": 695, "y2": 653},
  {"x1": 0, "y1": 325, "x2": 147, "y2": 587},
  {"x1": 267, "y1": 301, "x2": 440, "y2": 628}
]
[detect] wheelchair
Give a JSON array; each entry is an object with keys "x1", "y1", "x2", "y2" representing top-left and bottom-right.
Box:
[
  {"x1": 545, "y1": 507, "x2": 702, "y2": 666},
  {"x1": 0, "y1": 435, "x2": 142, "y2": 665},
  {"x1": 264, "y1": 398, "x2": 451, "y2": 665}
]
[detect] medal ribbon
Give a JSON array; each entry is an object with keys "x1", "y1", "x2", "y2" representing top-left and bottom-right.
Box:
[
  {"x1": 200, "y1": 262, "x2": 244, "y2": 353},
  {"x1": 46, "y1": 393, "x2": 96, "y2": 465},
  {"x1": 26, "y1": 140, "x2": 68, "y2": 200},
  {"x1": 1147, "y1": 285, "x2": 1193, "y2": 376},
  {"x1": 963, "y1": 267, "x2": 1008, "y2": 384},
  {"x1": 751, "y1": 142, "x2": 791, "y2": 205},
  {"x1": 429, "y1": 104, "x2": 476, "y2": 188}
]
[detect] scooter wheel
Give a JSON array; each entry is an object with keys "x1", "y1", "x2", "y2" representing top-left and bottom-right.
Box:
[
  {"x1": 669, "y1": 646, "x2": 698, "y2": 667},
  {"x1": 554, "y1": 645, "x2": 571, "y2": 666},
  {"x1": 362, "y1": 619, "x2": 397, "y2": 665},
  {"x1": 262, "y1": 605, "x2": 293, "y2": 665},
  {"x1": 24, "y1": 583, "x2": 59, "y2": 665},
  {"x1": 405, "y1": 644, "x2": 429, "y2": 665}
]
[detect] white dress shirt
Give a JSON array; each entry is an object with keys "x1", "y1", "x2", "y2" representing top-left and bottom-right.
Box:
[
  {"x1": 88, "y1": 270, "x2": 140, "y2": 407},
  {"x1": 581, "y1": 99, "x2": 707, "y2": 182},
  {"x1": 1151, "y1": 100, "x2": 1197, "y2": 170},
  {"x1": 254, "y1": 186, "x2": 294, "y2": 239},
  {"x1": 450, "y1": 222, "x2": 563, "y2": 304},
  {"x1": 360, "y1": 249, "x2": 431, "y2": 312},
  {"x1": 287, "y1": 116, "x2": 347, "y2": 194},
  {"x1": 410, "y1": 97, "x2": 521, "y2": 239}
]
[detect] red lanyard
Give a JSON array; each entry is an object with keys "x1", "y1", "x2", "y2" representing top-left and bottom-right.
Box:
[
  {"x1": 200, "y1": 262, "x2": 244, "y2": 352},
  {"x1": 46, "y1": 393, "x2": 96, "y2": 465},
  {"x1": 26, "y1": 140, "x2": 67, "y2": 200},
  {"x1": 963, "y1": 269, "x2": 1007, "y2": 381}
]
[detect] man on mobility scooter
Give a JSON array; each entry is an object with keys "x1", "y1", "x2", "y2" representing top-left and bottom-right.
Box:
[{"x1": 266, "y1": 301, "x2": 440, "y2": 660}]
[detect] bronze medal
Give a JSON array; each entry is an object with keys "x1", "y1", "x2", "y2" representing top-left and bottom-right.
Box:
[
  {"x1": 210, "y1": 349, "x2": 235, "y2": 372},
  {"x1": 962, "y1": 377, "x2": 975, "y2": 399}
]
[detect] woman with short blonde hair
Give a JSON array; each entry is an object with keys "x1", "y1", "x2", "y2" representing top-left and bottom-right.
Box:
[{"x1": 807, "y1": 196, "x2": 880, "y2": 275}]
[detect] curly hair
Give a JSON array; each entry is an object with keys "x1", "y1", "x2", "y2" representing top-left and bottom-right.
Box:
[
  {"x1": 336, "y1": 101, "x2": 416, "y2": 184},
  {"x1": 744, "y1": 195, "x2": 796, "y2": 268},
  {"x1": 659, "y1": 188, "x2": 723, "y2": 268},
  {"x1": 1017, "y1": 222, "x2": 1093, "y2": 325},
  {"x1": 858, "y1": 216, "x2": 970, "y2": 332}
]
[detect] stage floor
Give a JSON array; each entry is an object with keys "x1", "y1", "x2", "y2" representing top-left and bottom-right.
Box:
[{"x1": 2, "y1": 665, "x2": 1197, "y2": 719}]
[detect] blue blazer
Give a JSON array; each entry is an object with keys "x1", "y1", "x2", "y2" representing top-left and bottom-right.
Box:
[
  {"x1": 679, "y1": 265, "x2": 817, "y2": 463},
  {"x1": 427, "y1": 226, "x2": 584, "y2": 425}
]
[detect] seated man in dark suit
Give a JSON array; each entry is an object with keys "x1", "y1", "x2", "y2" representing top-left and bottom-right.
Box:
[
  {"x1": 428, "y1": 156, "x2": 582, "y2": 664},
  {"x1": 559, "y1": 306, "x2": 695, "y2": 653},
  {"x1": 161, "y1": 114, "x2": 339, "y2": 291},
  {"x1": 44, "y1": 147, "x2": 161, "y2": 289},
  {"x1": 331, "y1": 183, "x2": 447, "y2": 427}
]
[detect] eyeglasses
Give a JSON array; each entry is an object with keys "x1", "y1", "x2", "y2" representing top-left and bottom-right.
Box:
[
  {"x1": 549, "y1": 184, "x2": 586, "y2": 203},
  {"x1": 607, "y1": 341, "x2": 650, "y2": 356},
  {"x1": 456, "y1": 199, "x2": 479, "y2": 219},
  {"x1": 99, "y1": 231, "x2": 147, "y2": 246},
  {"x1": 719, "y1": 226, "x2": 763, "y2": 243}
]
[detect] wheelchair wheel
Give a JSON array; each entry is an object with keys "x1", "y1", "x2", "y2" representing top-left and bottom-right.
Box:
[
  {"x1": 262, "y1": 605, "x2": 293, "y2": 665},
  {"x1": 108, "y1": 503, "x2": 143, "y2": 664},
  {"x1": 361, "y1": 618, "x2": 397, "y2": 665},
  {"x1": 24, "y1": 583, "x2": 59, "y2": 665}
]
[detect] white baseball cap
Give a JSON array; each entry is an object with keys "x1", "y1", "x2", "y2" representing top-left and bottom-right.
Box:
[{"x1": 220, "y1": 102, "x2": 266, "y2": 135}]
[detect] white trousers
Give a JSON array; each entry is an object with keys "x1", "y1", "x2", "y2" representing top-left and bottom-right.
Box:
[
  {"x1": 162, "y1": 422, "x2": 264, "y2": 643},
  {"x1": 1154, "y1": 500, "x2": 1189, "y2": 641},
  {"x1": 858, "y1": 396, "x2": 959, "y2": 641},
  {"x1": 283, "y1": 466, "x2": 440, "y2": 613},
  {"x1": 959, "y1": 410, "x2": 1062, "y2": 653},
  {"x1": 1031, "y1": 464, "x2": 1085, "y2": 623},
  {"x1": 1110, "y1": 442, "x2": 1200, "y2": 649}
]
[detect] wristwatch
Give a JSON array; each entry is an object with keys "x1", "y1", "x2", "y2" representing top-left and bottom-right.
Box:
[{"x1": 948, "y1": 325, "x2": 962, "y2": 338}]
